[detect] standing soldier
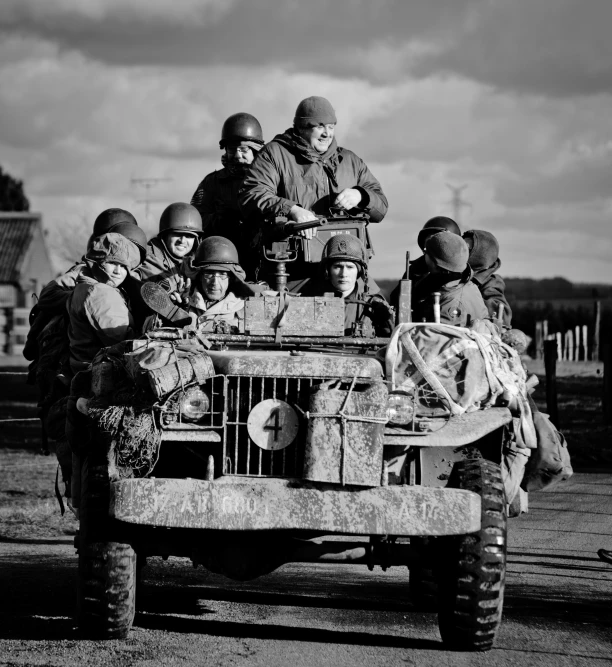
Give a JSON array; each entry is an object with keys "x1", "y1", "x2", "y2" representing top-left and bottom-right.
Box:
[
  {"x1": 239, "y1": 96, "x2": 387, "y2": 232},
  {"x1": 190, "y1": 113, "x2": 265, "y2": 278}
]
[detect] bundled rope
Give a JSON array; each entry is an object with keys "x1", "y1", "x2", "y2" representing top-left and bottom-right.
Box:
[
  {"x1": 87, "y1": 346, "x2": 162, "y2": 479},
  {"x1": 89, "y1": 402, "x2": 161, "y2": 479}
]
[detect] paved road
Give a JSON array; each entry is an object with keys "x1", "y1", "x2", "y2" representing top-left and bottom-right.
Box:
[{"x1": 1, "y1": 474, "x2": 611, "y2": 667}]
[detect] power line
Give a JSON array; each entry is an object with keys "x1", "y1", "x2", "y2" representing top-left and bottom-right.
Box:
[
  {"x1": 131, "y1": 176, "x2": 173, "y2": 221},
  {"x1": 446, "y1": 183, "x2": 472, "y2": 225}
]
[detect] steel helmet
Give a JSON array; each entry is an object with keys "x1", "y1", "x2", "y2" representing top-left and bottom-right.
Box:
[
  {"x1": 110, "y1": 222, "x2": 148, "y2": 263},
  {"x1": 417, "y1": 216, "x2": 461, "y2": 251},
  {"x1": 85, "y1": 233, "x2": 142, "y2": 271},
  {"x1": 219, "y1": 113, "x2": 264, "y2": 149},
  {"x1": 463, "y1": 229, "x2": 500, "y2": 270},
  {"x1": 92, "y1": 208, "x2": 138, "y2": 236},
  {"x1": 158, "y1": 202, "x2": 203, "y2": 236},
  {"x1": 425, "y1": 231, "x2": 469, "y2": 273},
  {"x1": 321, "y1": 234, "x2": 368, "y2": 270},
  {"x1": 192, "y1": 236, "x2": 240, "y2": 272}
]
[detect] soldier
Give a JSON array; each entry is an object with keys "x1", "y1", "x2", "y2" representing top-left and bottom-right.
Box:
[
  {"x1": 35, "y1": 208, "x2": 147, "y2": 316},
  {"x1": 142, "y1": 236, "x2": 255, "y2": 333},
  {"x1": 66, "y1": 233, "x2": 143, "y2": 373},
  {"x1": 412, "y1": 232, "x2": 488, "y2": 327},
  {"x1": 138, "y1": 202, "x2": 203, "y2": 294},
  {"x1": 190, "y1": 113, "x2": 265, "y2": 278},
  {"x1": 300, "y1": 235, "x2": 394, "y2": 337},
  {"x1": 390, "y1": 216, "x2": 461, "y2": 309},
  {"x1": 239, "y1": 96, "x2": 388, "y2": 277},
  {"x1": 463, "y1": 229, "x2": 512, "y2": 327}
]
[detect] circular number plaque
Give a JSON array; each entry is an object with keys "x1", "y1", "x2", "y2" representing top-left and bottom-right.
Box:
[{"x1": 247, "y1": 399, "x2": 299, "y2": 451}]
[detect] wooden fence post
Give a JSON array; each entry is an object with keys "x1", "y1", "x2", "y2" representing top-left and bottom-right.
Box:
[
  {"x1": 594, "y1": 301, "x2": 601, "y2": 361},
  {"x1": 604, "y1": 343, "x2": 612, "y2": 425},
  {"x1": 544, "y1": 339, "x2": 559, "y2": 427},
  {"x1": 556, "y1": 332, "x2": 563, "y2": 361},
  {"x1": 535, "y1": 321, "x2": 543, "y2": 360},
  {"x1": 575, "y1": 325, "x2": 580, "y2": 361},
  {"x1": 582, "y1": 324, "x2": 588, "y2": 361}
]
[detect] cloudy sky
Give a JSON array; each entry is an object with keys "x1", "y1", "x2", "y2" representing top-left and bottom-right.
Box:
[{"x1": 1, "y1": 0, "x2": 611, "y2": 281}]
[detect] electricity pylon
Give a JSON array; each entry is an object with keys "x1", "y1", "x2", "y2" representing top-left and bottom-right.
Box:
[
  {"x1": 131, "y1": 176, "x2": 173, "y2": 222},
  {"x1": 446, "y1": 183, "x2": 472, "y2": 226}
]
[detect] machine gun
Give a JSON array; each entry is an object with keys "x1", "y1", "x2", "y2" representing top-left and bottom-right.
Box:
[{"x1": 262, "y1": 209, "x2": 373, "y2": 292}]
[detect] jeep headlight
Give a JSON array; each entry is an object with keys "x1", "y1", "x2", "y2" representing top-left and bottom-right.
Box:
[
  {"x1": 179, "y1": 387, "x2": 210, "y2": 421},
  {"x1": 386, "y1": 392, "x2": 414, "y2": 425}
]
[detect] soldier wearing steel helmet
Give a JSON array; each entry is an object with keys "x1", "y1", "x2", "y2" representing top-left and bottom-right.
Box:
[
  {"x1": 463, "y1": 229, "x2": 512, "y2": 327},
  {"x1": 67, "y1": 233, "x2": 144, "y2": 373},
  {"x1": 412, "y1": 232, "x2": 488, "y2": 327},
  {"x1": 142, "y1": 236, "x2": 257, "y2": 333},
  {"x1": 300, "y1": 235, "x2": 394, "y2": 337},
  {"x1": 190, "y1": 113, "x2": 265, "y2": 278},
  {"x1": 35, "y1": 208, "x2": 147, "y2": 316},
  {"x1": 137, "y1": 202, "x2": 203, "y2": 296}
]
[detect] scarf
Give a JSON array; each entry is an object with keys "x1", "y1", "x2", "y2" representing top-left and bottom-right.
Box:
[{"x1": 274, "y1": 128, "x2": 341, "y2": 191}]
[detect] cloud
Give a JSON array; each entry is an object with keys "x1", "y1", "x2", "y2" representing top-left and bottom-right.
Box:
[
  {"x1": 0, "y1": 35, "x2": 414, "y2": 166},
  {"x1": 0, "y1": 0, "x2": 477, "y2": 79},
  {"x1": 2, "y1": 3, "x2": 611, "y2": 283},
  {"x1": 5, "y1": 0, "x2": 612, "y2": 100},
  {"x1": 414, "y1": 0, "x2": 612, "y2": 97}
]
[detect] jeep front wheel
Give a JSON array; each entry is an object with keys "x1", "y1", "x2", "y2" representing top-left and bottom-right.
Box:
[
  {"x1": 77, "y1": 541, "x2": 137, "y2": 639},
  {"x1": 437, "y1": 459, "x2": 507, "y2": 651},
  {"x1": 77, "y1": 451, "x2": 137, "y2": 639}
]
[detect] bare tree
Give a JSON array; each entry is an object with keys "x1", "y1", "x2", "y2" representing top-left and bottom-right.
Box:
[{"x1": 48, "y1": 214, "x2": 91, "y2": 265}]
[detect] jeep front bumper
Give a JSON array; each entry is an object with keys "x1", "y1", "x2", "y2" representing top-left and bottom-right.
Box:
[{"x1": 110, "y1": 477, "x2": 480, "y2": 537}]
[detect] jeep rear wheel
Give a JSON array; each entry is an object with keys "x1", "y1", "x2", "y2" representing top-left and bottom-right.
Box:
[
  {"x1": 77, "y1": 450, "x2": 136, "y2": 639},
  {"x1": 408, "y1": 537, "x2": 438, "y2": 611},
  {"x1": 437, "y1": 459, "x2": 507, "y2": 652}
]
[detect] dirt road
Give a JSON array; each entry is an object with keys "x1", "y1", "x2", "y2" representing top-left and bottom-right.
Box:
[{"x1": 1, "y1": 473, "x2": 610, "y2": 667}]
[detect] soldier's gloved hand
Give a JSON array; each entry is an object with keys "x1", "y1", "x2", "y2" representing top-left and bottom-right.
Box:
[
  {"x1": 334, "y1": 188, "x2": 362, "y2": 211},
  {"x1": 169, "y1": 276, "x2": 191, "y2": 304},
  {"x1": 366, "y1": 298, "x2": 393, "y2": 320},
  {"x1": 288, "y1": 205, "x2": 318, "y2": 239}
]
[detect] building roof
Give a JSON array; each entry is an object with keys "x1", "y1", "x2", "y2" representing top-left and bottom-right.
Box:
[{"x1": 0, "y1": 213, "x2": 40, "y2": 283}]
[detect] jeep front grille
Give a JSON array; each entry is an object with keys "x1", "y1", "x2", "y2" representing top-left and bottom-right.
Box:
[{"x1": 224, "y1": 375, "x2": 325, "y2": 477}]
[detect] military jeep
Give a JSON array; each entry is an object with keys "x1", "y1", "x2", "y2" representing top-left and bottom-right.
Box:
[{"x1": 76, "y1": 216, "x2": 509, "y2": 652}]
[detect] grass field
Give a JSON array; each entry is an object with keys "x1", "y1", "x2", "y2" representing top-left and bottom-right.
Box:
[{"x1": 0, "y1": 361, "x2": 610, "y2": 542}]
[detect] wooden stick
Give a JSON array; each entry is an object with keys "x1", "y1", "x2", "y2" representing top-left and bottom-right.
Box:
[
  {"x1": 397, "y1": 251, "x2": 412, "y2": 325},
  {"x1": 535, "y1": 321, "x2": 543, "y2": 360},
  {"x1": 604, "y1": 343, "x2": 612, "y2": 425},
  {"x1": 544, "y1": 339, "x2": 559, "y2": 427},
  {"x1": 594, "y1": 301, "x2": 601, "y2": 361},
  {"x1": 575, "y1": 325, "x2": 580, "y2": 361},
  {"x1": 432, "y1": 292, "x2": 441, "y2": 324}
]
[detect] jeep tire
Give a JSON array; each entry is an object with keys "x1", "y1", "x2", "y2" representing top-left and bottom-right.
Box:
[
  {"x1": 77, "y1": 449, "x2": 137, "y2": 639},
  {"x1": 437, "y1": 459, "x2": 507, "y2": 651},
  {"x1": 408, "y1": 537, "x2": 438, "y2": 611}
]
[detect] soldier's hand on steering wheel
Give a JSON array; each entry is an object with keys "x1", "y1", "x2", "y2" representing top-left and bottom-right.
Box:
[
  {"x1": 334, "y1": 188, "x2": 362, "y2": 211},
  {"x1": 289, "y1": 205, "x2": 318, "y2": 239}
]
